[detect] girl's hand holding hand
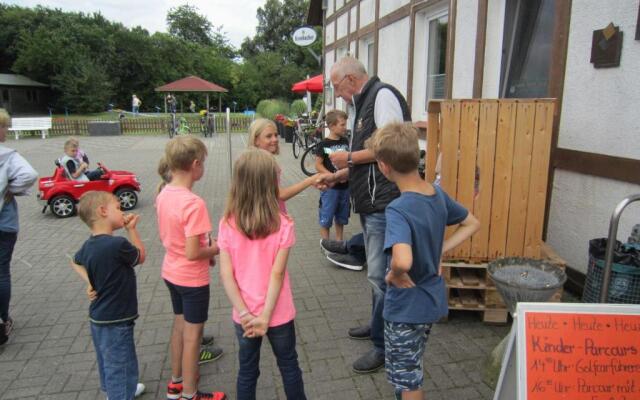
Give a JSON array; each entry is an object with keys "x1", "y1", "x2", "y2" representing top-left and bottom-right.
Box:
[
  {"x1": 245, "y1": 315, "x2": 269, "y2": 338},
  {"x1": 239, "y1": 311, "x2": 255, "y2": 331}
]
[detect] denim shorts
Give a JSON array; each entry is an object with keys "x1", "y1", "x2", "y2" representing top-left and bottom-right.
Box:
[
  {"x1": 318, "y1": 188, "x2": 350, "y2": 228},
  {"x1": 384, "y1": 321, "x2": 432, "y2": 391},
  {"x1": 164, "y1": 280, "x2": 210, "y2": 323}
]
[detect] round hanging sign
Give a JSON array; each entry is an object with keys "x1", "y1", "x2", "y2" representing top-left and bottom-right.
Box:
[{"x1": 292, "y1": 26, "x2": 317, "y2": 47}]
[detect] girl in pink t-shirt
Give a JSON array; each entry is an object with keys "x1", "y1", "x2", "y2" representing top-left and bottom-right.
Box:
[
  {"x1": 155, "y1": 136, "x2": 226, "y2": 400},
  {"x1": 247, "y1": 118, "x2": 330, "y2": 213},
  {"x1": 218, "y1": 149, "x2": 306, "y2": 400}
]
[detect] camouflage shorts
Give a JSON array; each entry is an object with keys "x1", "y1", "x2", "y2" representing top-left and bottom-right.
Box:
[{"x1": 384, "y1": 321, "x2": 433, "y2": 392}]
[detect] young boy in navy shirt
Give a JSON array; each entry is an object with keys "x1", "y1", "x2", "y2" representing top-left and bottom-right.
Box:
[
  {"x1": 71, "y1": 191, "x2": 146, "y2": 399},
  {"x1": 367, "y1": 123, "x2": 480, "y2": 400},
  {"x1": 315, "y1": 109, "x2": 350, "y2": 241}
]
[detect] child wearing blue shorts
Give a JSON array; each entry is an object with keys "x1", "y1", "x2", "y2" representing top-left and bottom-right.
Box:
[
  {"x1": 315, "y1": 109, "x2": 350, "y2": 241},
  {"x1": 368, "y1": 123, "x2": 480, "y2": 400}
]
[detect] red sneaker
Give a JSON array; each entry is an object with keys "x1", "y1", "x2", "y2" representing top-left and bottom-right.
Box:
[
  {"x1": 167, "y1": 381, "x2": 183, "y2": 400},
  {"x1": 182, "y1": 392, "x2": 227, "y2": 400}
]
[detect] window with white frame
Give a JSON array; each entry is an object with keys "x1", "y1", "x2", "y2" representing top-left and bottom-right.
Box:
[
  {"x1": 426, "y1": 14, "x2": 448, "y2": 101},
  {"x1": 411, "y1": 2, "x2": 448, "y2": 119},
  {"x1": 358, "y1": 35, "x2": 375, "y2": 75}
]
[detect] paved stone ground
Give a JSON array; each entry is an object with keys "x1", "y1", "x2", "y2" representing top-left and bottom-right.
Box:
[{"x1": 0, "y1": 134, "x2": 508, "y2": 399}]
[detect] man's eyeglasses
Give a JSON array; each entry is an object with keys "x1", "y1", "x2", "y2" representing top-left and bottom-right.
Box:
[{"x1": 333, "y1": 75, "x2": 350, "y2": 91}]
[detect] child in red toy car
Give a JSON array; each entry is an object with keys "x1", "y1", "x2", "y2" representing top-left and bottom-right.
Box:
[{"x1": 60, "y1": 139, "x2": 103, "y2": 181}]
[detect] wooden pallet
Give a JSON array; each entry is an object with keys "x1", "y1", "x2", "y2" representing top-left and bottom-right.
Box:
[
  {"x1": 427, "y1": 99, "x2": 556, "y2": 262},
  {"x1": 442, "y1": 242, "x2": 566, "y2": 324}
]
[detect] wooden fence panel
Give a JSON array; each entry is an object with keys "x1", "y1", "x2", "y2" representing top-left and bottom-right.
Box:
[
  {"x1": 454, "y1": 101, "x2": 480, "y2": 258},
  {"x1": 523, "y1": 101, "x2": 555, "y2": 257},
  {"x1": 50, "y1": 115, "x2": 254, "y2": 137},
  {"x1": 487, "y1": 101, "x2": 517, "y2": 259},
  {"x1": 426, "y1": 101, "x2": 441, "y2": 183},
  {"x1": 505, "y1": 101, "x2": 535, "y2": 256},
  {"x1": 440, "y1": 101, "x2": 462, "y2": 247},
  {"x1": 470, "y1": 100, "x2": 498, "y2": 259}
]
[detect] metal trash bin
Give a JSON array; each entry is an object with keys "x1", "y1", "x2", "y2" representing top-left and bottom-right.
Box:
[{"x1": 582, "y1": 238, "x2": 640, "y2": 304}]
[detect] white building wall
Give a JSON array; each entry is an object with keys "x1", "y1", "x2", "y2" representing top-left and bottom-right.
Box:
[
  {"x1": 337, "y1": 13, "x2": 349, "y2": 40},
  {"x1": 324, "y1": 49, "x2": 335, "y2": 108},
  {"x1": 336, "y1": 0, "x2": 344, "y2": 10},
  {"x1": 378, "y1": 18, "x2": 410, "y2": 96},
  {"x1": 350, "y1": 6, "x2": 358, "y2": 32},
  {"x1": 482, "y1": 0, "x2": 506, "y2": 98},
  {"x1": 547, "y1": 0, "x2": 640, "y2": 273},
  {"x1": 380, "y1": 0, "x2": 410, "y2": 18},
  {"x1": 558, "y1": 1, "x2": 640, "y2": 159},
  {"x1": 350, "y1": 40, "x2": 357, "y2": 55},
  {"x1": 547, "y1": 171, "x2": 640, "y2": 274},
  {"x1": 451, "y1": 0, "x2": 478, "y2": 98},
  {"x1": 326, "y1": 21, "x2": 335, "y2": 44},
  {"x1": 360, "y1": 0, "x2": 375, "y2": 27}
]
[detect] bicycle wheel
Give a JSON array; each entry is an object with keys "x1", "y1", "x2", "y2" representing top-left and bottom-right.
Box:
[
  {"x1": 300, "y1": 143, "x2": 318, "y2": 176},
  {"x1": 292, "y1": 134, "x2": 302, "y2": 159}
]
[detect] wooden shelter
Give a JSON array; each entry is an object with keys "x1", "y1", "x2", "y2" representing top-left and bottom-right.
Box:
[{"x1": 155, "y1": 75, "x2": 228, "y2": 112}]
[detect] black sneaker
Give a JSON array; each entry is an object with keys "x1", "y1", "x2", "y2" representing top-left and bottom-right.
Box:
[
  {"x1": 320, "y1": 239, "x2": 348, "y2": 255},
  {"x1": 199, "y1": 345, "x2": 223, "y2": 364},
  {"x1": 201, "y1": 335, "x2": 214, "y2": 347},
  {"x1": 352, "y1": 349, "x2": 385, "y2": 374},
  {"x1": 0, "y1": 321, "x2": 7, "y2": 345},
  {"x1": 348, "y1": 325, "x2": 371, "y2": 340},
  {"x1": 326, "y1": 253, "x2": 364, "y2": 271}
]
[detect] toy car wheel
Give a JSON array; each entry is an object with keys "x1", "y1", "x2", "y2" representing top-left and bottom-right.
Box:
[
  {"x1": 50, "y1": 195, "x2": 76, "y2": 218},
  {"x1": 116, "y1": 188, "x2": 138, "y2": 210}
]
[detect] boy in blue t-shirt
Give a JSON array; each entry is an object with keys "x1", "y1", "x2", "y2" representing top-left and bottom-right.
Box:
[
  {"x1": 315, "y1": 109, "x2": 350, "y2": 241},
  {"x1": 70, "y1": 191, "x2": 147, "y2": 399},
  {"x1": 367, "y1": 123, "x2": 480, "y2": 400}
]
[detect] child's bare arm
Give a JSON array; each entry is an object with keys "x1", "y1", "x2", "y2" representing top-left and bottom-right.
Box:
[
  {"x1": 315, "y1": 155, "x2": 330, "y2": 174},
  {"x1": 124, "y1": 214, "x2": 146, "y2": 264},
  {"x1": 219, "y1": 251, "x2": 253, "y2": 327},
  {"x1": 386, "y1": 244, "x2": 415, "y2": 288},
  {"x1": 185, "y1": 235, "x2": 218, "y2": 261},
  {"x1": 442, "y1": 213, "x2": 481, "y2": 254},
  {"x1": 70, "y1": 261, "x2": 91, "y2": 285},
  {"x1": 70, "y1": 260, "x2": 97, "y2": 300},
  {"x1": 247, "y1": 248, "x2": 290, "y2": 336}
]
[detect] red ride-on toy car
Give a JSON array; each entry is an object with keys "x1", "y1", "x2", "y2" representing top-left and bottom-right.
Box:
[{"x1": 37, "y1": 162, "x2": 141, "y2": 218}]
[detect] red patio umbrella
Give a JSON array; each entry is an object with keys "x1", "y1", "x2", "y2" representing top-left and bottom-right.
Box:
[{"x1": 291, "y1": 74, "x2": 324, "y2": 93}]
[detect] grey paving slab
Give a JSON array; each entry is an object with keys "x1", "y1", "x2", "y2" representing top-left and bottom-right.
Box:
[{"x1": 0, "y1": 134, "x2": 509, "y2": 399}]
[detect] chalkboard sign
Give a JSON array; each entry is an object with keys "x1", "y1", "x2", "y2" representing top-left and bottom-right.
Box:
[{"x1": 515, "y1": 303, "x2": 640, "y2": 400}]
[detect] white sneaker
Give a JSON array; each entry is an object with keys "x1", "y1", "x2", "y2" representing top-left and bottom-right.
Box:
[
  {"x1": 105, "y1": 383, "x2": 145, "y2": 400},
  {"x1": 135, "y1": 383, "x2": 146, "y2": 397}
]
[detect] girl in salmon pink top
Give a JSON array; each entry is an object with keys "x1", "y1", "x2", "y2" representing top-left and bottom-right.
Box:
[
  {"x1": 218, "y1": 149, "x2": 306, "y2": 400},
  {"x1": 155, "y1": 136, "x2": 226, "y2": 400},
  {"x1": 247, "y1": 118, "x2": 331, "y2": 213}
]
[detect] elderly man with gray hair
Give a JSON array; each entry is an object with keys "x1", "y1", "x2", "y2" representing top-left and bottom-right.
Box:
[{"x1": 324, "y1": 56, "x2": 411, "y2": 373}]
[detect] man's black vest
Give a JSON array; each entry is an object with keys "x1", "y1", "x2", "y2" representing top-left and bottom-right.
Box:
[{"x1": 349, "y1": 76, "x2": 411, "y2": 214}]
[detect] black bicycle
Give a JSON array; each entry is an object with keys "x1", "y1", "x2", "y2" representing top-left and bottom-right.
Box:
[
  {"x1": 168, "y1": 113, "x2": 177, "y2": 138},
  {"x1": 292, "y1": 117, "x2": 320, "y2": 159},
  {"x1": 299, "y1": 126, "x2": 324, "y2": 176},
  {"x1": 200, "y1": 112, "x2": 215, "y2": 137},
  {"x1": 300, "y1": 141, "x2": 319, "y2": 176}
]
